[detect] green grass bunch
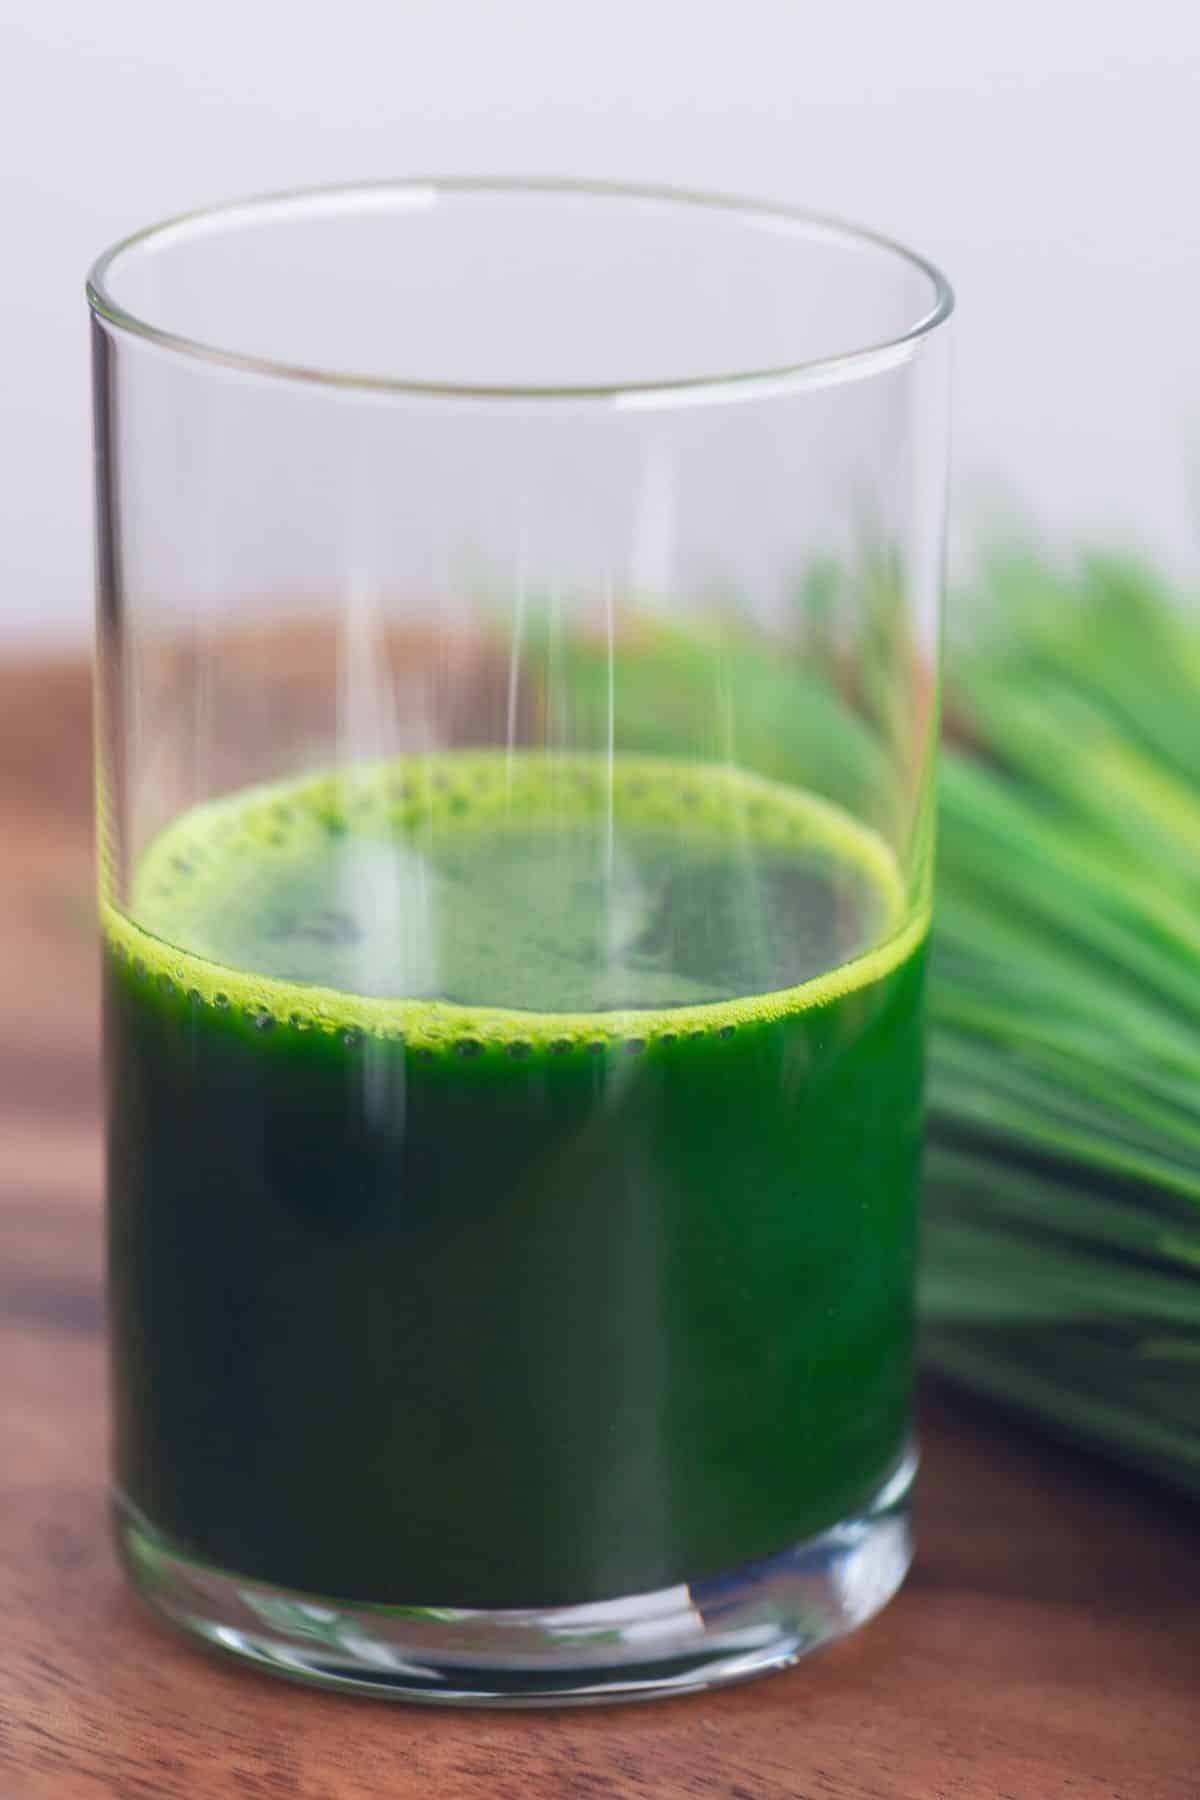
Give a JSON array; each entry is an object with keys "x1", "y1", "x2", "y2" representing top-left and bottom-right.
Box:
[{"x1": 925, "y1": 553, "x2": 1200, "y2": 1496}]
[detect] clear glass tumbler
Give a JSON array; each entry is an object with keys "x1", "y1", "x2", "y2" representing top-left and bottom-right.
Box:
[{"x1": 89, "y1": 179, "x2": 952, "y2": 1703}]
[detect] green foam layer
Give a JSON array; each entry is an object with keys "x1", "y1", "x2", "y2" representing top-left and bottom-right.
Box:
[{"x1": 101, "y1": 751, "x2": 925, "y2": 1054}]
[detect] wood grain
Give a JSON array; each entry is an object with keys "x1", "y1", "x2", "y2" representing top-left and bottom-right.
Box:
[{"x1": 2, "y1": 659, "x2": 1197, "y2": 1800}]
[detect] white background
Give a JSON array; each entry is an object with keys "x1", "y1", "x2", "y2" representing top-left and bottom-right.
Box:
[{"x1": 3, "y1": 0, "x2": 1198, "y2": 646}]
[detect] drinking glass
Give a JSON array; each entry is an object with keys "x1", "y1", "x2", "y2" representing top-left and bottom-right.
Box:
[{"x1": 89, "y1": 179, "x2": 952, "y2": 1703}]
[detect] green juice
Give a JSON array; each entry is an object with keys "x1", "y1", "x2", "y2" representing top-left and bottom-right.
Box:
[{"x1": 105, "y1": 753, "x2": 925, "y2": 1609}]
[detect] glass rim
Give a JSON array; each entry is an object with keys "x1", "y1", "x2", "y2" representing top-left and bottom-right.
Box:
[{"x1": 86, "y1": 176, "x2": 954, "y2": 405}]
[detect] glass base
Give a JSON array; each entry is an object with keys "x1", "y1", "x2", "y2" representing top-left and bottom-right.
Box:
[{"x1": 114, "y1": 1452, "x2": 915, "y2": 1706}]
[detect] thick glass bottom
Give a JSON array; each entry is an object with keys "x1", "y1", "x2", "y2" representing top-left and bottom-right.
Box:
[{"x1": 114, "y1": 1452, "x2": 915, "y2": 1706}]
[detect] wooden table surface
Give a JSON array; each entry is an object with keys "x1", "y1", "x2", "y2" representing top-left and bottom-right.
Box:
[{"x1": 2, "y1": 659, "x2": 1197, "y2": 1800}]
